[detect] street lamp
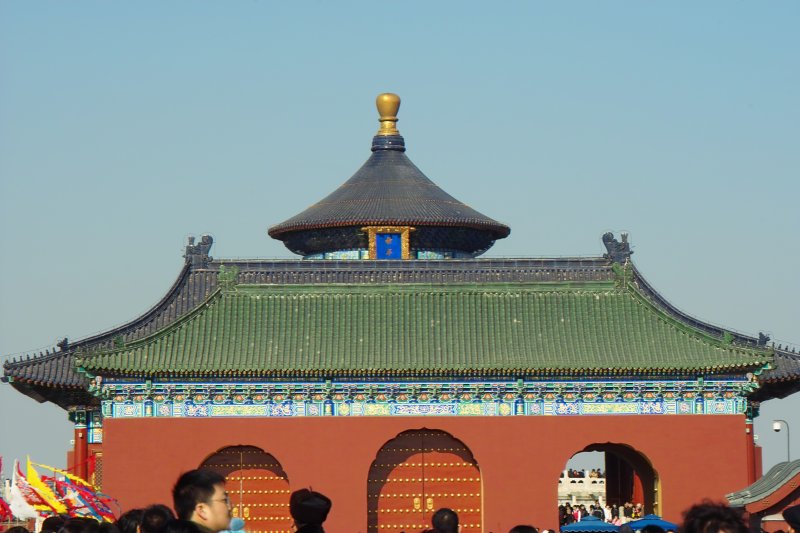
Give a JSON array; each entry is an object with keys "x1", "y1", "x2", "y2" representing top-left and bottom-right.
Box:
[{"x1": 773, "y1": 419, "x2": 791, "y2": 462}]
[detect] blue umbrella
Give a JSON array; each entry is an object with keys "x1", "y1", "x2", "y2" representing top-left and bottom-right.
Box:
[
  {"x1": 627, "y1": 515, "x2": 678, "y2": 532},
  {"x1": 562, "y1": 516, "x2": 620, "y2": 533}
]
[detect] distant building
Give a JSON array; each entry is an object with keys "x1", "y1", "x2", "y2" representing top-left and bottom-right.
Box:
[
  {"x1": 728, "y1": 459, "x2": 800, "y2": 532},
  {"x1": 5, "y1": 94, "x2": 800, "y2": 533}
]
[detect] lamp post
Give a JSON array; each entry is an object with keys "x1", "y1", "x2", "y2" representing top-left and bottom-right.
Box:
[{"x1": 773, "y1": 419, "x2": 791, "y2": 462}]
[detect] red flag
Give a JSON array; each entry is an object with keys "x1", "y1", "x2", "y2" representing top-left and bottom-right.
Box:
[{"x1": 0, "y1": 496, "x2": 13, "y2": 522}]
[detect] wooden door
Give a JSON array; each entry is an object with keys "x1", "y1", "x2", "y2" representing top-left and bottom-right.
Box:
[
  {"x1": 200, "y1": 445, "x2": 293, "y2": 533},
  {"x1": 368, "y1": 430, "x2": 482, "y2": 532}
]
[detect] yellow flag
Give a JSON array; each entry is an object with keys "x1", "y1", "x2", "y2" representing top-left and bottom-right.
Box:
[
  {"x1": 26, "y1": 457, "x2": 68, "y2": 514},
  {"x1": 32, "y1": 462, "x2": 96, "y2": 490}
]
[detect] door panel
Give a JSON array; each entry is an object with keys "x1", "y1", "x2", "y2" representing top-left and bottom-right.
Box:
[
  {"x1": 227, "y1": 468, "x2": 292, "y2": 533},
  {"x1": 368, "y1": 430, "x2": 482, "y2": 532},
  {"x1": 200, "y1": 445, "x2": 292, "y2": 533}
]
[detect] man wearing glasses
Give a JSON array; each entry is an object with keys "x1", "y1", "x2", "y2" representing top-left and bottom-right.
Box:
[{"x1": 173, "y1": 469, "x2": 233, "y2": 533}]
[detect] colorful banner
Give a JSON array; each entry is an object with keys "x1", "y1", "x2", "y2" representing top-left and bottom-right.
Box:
[
  {"x1": 0, "y1": 457, "x2": 117, "y2": 521},
  {"x1": 26, "y1": 457, "x2": 68, "y2": 514},
  {"x1": 35, "y1": 462, "x2": 117, "y2": 522},
  {"x1": 10, "y1": 462, "x2": 40, "y2": 520}
]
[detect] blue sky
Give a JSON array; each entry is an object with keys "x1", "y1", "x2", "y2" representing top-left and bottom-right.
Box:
[{"x1": 1, "y1": 1, "x2": 798, "y2": 480}]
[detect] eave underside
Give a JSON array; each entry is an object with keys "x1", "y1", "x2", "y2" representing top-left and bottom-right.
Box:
[{"x1": 7, "y1": 379, "x2": 98, "y2": 410}]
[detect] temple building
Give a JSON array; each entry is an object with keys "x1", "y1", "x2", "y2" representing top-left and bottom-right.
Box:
[{"x1": 4, "y1": 94, "x2": 800, "y2": 533}]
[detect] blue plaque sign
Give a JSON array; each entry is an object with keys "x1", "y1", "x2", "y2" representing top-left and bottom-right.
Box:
[{"x1": 375, "y1": 233, "x2": 401, "y2": 259}]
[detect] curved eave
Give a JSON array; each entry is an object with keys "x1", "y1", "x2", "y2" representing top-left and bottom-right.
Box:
[
  {"x1": 4, "y1": 373, "x2": 87, "y2": 390},
  {"x1": 267, "y1": 147, "x2": 510, "y2": 243},
  {"x1": 759, "y1": 349, "x2": 800, "y2": 383},
  {"x1": 748, "y1": 349, "x2": 800, "y2": 401},
  {"x1": 3, "y1": 349, "x2": 87, "y2": 393},
  {"x1": 629, "y1": 263, "x2": 797, "y2": 400},
  {"x1": 268, "y1": 218, "x2": 510, "y2": 240},
  {"x1": 74, "y1": 287, "x2": 226, "y2": 371},
  {"x1": 4, "y1": 377, "x2": 98, "y2": 409},
  {"x1": 728, "y1": 459, "x2": 800, "y2": 512},
  {"x1": 631, "y1": 264, "x2": 767, "y2": 350},
  {"x1": 2, "y1": 260, "x2": 198, "y2": 399},
  {"x1": 67, "y1": 261, "x2": 195, "y2": 347}
]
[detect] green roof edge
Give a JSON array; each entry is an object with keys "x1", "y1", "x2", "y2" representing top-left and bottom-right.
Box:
[{"x1": 75, "y1": 279, "x2": 773, "y2": 377}]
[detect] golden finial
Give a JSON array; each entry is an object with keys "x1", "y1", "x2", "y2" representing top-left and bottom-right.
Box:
[{"x1": 376, "y1": 93, "x2": 401, "y2": 136}]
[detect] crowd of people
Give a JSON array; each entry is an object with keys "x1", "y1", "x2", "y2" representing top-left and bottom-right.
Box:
[
  {"x1": 1, "y1": 469, "x2": 331, "y2": 533},
  {"x1": 3, "y1": 468, "x2": 800, "y2": 533},
  {"x1": 561, "y1": 469, "x2": 606, "y2": 479},
  {"x1": 559, "y1": 501, "x2": 645, "y2": 526}
]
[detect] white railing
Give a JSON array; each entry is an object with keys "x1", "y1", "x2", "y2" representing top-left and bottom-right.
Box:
[{"x1": 558, "y1": 471, "x2": 606, "y2": 505}]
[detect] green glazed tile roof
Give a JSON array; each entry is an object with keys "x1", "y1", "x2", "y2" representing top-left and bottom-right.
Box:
[
  {"x1": 75, "y1": 282, "x2": 771, "y2": 379},
  {"x1": 727, "y1": 459, "x2": 800, "y2": 507}
]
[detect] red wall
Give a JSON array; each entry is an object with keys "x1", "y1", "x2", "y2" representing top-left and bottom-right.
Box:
[{"x1": 103, "y1": 414, "x2": 749, "y2": 533}]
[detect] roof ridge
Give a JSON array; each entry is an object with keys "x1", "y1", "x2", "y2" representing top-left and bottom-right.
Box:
[
  {"x1": 75, "y1": 287, "x2": 224, "y2": 363},
  {"x1": 631, "y1": 263, "x2": 766, "y2": 349},
  {"x1": 207, "y1": 256, "x2": 612, "y2": 266},
  {"x1": 623, "y1": 276, "x2": 771, "y2": 358},
  {"x1": 27, "y1": 262, "x2": 194, "y2": 357},
  {"x1": 233, "y1": 280, "x2": 618, "y2": 294},
  {"x1": 4, "y1": 349, "x2": 71, "y2": 369},
  {"x1": 727, "y1": 459, "x2": 800, "y2": 506}
]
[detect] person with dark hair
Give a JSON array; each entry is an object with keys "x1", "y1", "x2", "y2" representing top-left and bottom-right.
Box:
[
  {"x1": 289, "y1": 489, "x2": 332, "y2": 532},
  {"x1": 5, "y1": 527, "x2": 30, "y2": 533},
  {"x1": 141, "y1": 504, "x2": 176, "y2": 533},
  {"x1": 59, "y1": 517, "x2": 101, "y2": 533},
  {"x1": 98, "y1": 522, "x2": 121, "y2": 533},
  {"x1": 560, "y1": 504, "x2": 574, "y2": 526},
  {"x1": 116, "y1": 509, "x2": 144, "y2": 533},
  {"x1": 42, "y1": 516, "x2": 68, "y2": 533},
  {"x1": 681, "y1": 501, "x2": 748, "y2": 533},
  {"x1": 431, "y1": 508, "x2": 459, "y2": 533},
  {"x1": 784, "y1": 504, "x2": 800, "y2": 533},
  {"x1": 163, "y1": 520, "x2": 202, "y2": 533},
  {"x1": 509, "y1": 526, "x2": 538, "y2": 533},
  {"x1": 623, "y1": 503, "x2": 633, "y2": 520},
  {"x1": 172, "y1": 469, "x2": 231, "y2": 533}
]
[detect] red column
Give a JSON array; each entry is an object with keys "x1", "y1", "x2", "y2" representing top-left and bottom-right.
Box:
[
  {"x1": 746, "y1": 421, "x2": 757, "y2": 484},
  {"x1": 73, "y1": 411, "x2": 89, "y2": 481},
  {"x1": 632, "y1": 470, "x2": 645, "y2": 507}
]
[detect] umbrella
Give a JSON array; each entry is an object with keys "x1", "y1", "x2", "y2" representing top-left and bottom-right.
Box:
[
  {"x1": 627, "y1": 515, "x2": 678, "y2": 532},
  {"x1": 562, "y1": 516, "x2": 620, "y2": 533}
]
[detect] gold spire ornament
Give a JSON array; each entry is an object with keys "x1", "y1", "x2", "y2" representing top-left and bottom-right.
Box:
[{"x1": 376, "y1": 93, "x2": 401, "y2": 136}]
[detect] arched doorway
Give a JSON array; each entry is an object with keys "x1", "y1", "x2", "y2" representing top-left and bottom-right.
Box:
[
  {"x1": 557, "y1": 444, "x2": 659, "y2": 525},
  {"x1": 200, "y1": 445, "x2": 292, "y2": 533},
  {"x1": 368, "y1": 429, "x2": 482, "y2": 533}
]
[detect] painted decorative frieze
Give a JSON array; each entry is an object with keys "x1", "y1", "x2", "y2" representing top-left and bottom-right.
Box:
[{"x1": 98, "y1": 379, "x2": 753, "y2": 420}]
